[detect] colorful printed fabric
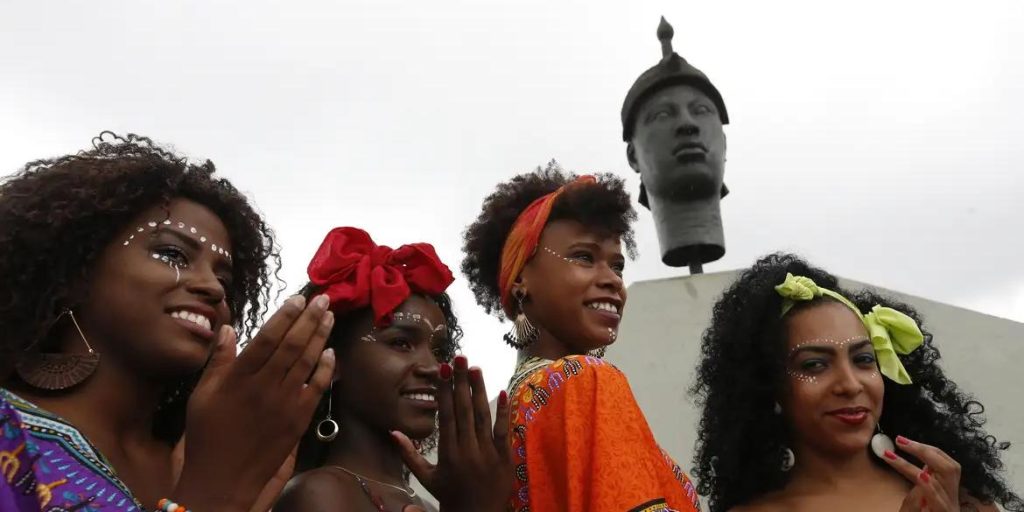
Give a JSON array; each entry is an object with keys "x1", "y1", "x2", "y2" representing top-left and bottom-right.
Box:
[
  {"x1": 506, "y1": 355, "x2": 701, "y2": 512},
  {"x1": 0, "y1": 388, "x2": 143, "y2": 511}
]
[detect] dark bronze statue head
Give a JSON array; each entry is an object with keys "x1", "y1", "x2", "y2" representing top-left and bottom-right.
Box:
[{"x1": 622, "y1": 17, "x2": 730, "y2": 269}]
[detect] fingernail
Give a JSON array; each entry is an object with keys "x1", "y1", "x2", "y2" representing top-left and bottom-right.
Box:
[
  {"x1": 454, "y1": 354, "x2": 468, "y2": 369},
  {"x1": 920, "y1": 470, "x2": 930, "y2": 483},
  {"x1": 883, "y1": 450, "x2": 898, "y2": 460},
  {"x1": 322, "y1": 311, "x2": 335, "y2": 328},
  {"x1": 439, "y1": 363, "x2": 452, "y2": 381},
  {"x1": 499, "y1": 390, "x2": 508, "y2": 406},
  {"x1": 896, "y1": 435, "x2": 910, "y2": 446},
  {"x1": 920, "y1": 497, "x2": 927, "y2": 509},
  {"x1": 469, "y1": 366, "x2": 482, "y2": 377},
  {"x1": 287, "y1": 295, "x2": 306, "y2": 309},
  {"x1": 323, "y1": 348, "x2": 335, "y2": 361},
  {"x1": 314, "y1": 294, "x2": 330, "y2": 311}
]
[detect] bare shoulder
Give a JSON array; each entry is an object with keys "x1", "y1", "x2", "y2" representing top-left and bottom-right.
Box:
[{"x1": 275, "y1": 468, "x2": 361, "y2": 512}]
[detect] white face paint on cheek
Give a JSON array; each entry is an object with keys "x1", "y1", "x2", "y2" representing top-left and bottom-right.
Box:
[{"x1": 787, "y1": 370, "x2": 819, "y2": 385}]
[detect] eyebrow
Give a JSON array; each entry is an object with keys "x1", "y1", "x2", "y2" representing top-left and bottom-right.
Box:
[
  {"x1": 566, "y1": 241, "x2": 625, "y2": 259},
  {"x1": 789, "y1": 338, "x2": 871, "y2": 359},
  {"x1": 154, "y1": 226, "x2": 201, "y2": 250}
]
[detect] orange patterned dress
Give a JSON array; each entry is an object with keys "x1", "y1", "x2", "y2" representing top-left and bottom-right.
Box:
[{"x1": 507, "y1": 355, "x2": 701, "y2": 512}]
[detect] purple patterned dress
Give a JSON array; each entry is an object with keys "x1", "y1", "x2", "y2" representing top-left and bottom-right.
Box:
[{"x1": 0, "y1": 388, "x2": 145, "y2": 511}]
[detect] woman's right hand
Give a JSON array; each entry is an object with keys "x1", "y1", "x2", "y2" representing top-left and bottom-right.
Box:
[
  {"x1": 884, "y1": 435, "x2": 962, "y2": 512},
  {"x1": 172, "y1": 295, "x2": 336, "y2": 512},
  {"x1": 394, "y1": 355, "x2": 514, "y2": 512}
]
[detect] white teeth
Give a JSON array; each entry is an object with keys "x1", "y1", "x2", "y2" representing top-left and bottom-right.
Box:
[
  {"x1": 586, "y1": 302, "x2": 619, "y2": 314},
  {"x1": 403, "y1": 393, "x2": 436, "y2": 402},
  {"x1": 170, "y1": 310, "x2": 212, "y2": 331}
]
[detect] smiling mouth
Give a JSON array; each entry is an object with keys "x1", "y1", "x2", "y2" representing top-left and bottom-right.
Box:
[
  {"x1": 168, "y1": 309, "x2": 216, "y2": 341},
  {"x1": 401, "y1": 392, "x2": 436, "y2": 403},
  {"x1": 170, "y1": 310, "x2": 212, "y2": 331},
  {"x1": 827, "y1": 407, "x2": 870, "y2": 425},
  {"x1": 585, "y1": 301, "x2": 621, "y2": 316}
]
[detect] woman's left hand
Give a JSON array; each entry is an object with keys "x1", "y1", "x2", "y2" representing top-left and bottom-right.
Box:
[
  {"x1": 393, "y1": 355, "x2": 514, "y2": 512},
  {"x1": 883, "y1": 435, "x2": 962, "y2": 511}
]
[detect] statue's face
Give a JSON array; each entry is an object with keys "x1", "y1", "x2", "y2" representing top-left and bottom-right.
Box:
[{"x1": 628, "y1": 84, "x2": 726, "y2": 202}]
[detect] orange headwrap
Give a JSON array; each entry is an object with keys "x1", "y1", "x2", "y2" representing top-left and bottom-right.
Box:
[{"x1": 498, "y1": 175, "x2": 598, "y2": 312}]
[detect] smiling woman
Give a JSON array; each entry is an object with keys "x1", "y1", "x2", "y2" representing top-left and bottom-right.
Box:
[
  {"x1": 461, "y1": 162, "x2": 702, "y2": 512},
  {"x1": 691, "y1": 253, "x2": 1024, "y2": 512},
  {"x1": 0, "y1": 132, "x2": 336, "y2": 512}
]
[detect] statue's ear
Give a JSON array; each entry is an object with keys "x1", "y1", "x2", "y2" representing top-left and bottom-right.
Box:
[
  {"x1": 626, "y1": 143, "x2": 640, "y2": 173},
  {"x1": 721, "y1": 183, "x2": 729, "y2": 198}
]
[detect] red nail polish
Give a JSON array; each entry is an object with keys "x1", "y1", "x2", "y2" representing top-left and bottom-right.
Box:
[
  {"x1": 920, "y1": 496, "x2": 927, "y2": 508},
  {"x1": 884, "y1": 450, "x2": 898, "y2": 460},
  {"x1": 454, "y1": 354, "x2": 468, "y2": 369},
  {"x1": 440, "y1": 363, "x2": 452, "y2": 380},
  {"x1": 896, "y1": 435, "x2": 910, "y2": 446},
  {"x1": 920, "y1": 471, "x2": 931, "y2": 483},
  {"x1": 499, "y1": 390, "x2": 508, "y2": 406}
]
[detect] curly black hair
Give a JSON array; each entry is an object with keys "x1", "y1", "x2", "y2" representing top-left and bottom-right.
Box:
[
  {"x1": 461, "y1": 161, "x2": 637, "y2": 318},
  {"x1": 294, "y1": 285, "x2": 463, "y2": 473},
  {"x1": 0, "y1": 132, "x2": 281, "y2": 443},
  {"x1": 691, "y1": 253, "x2": 1023, "y2": 512}
]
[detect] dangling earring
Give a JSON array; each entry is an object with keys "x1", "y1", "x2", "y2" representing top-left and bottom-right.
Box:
[
  {"x1": 780, "y1": 446, "x2": 795, "y2": 472},
  {"x1": 315, "y1": 381, "x2": 340, "y2": 442},
  {"x1": 870, "y1": 422, "x2": 894, "y2": 459},
  {"x1": 15, "y1": 309, "x2": 100, "y2": 390},
  {"x1": 503, "y1": 291, "x2": 538, "y2": 349}
]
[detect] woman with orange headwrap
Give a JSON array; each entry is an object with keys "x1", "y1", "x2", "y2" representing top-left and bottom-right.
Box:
[{"x1": 461, "y1": 163, "x2": 702, "y2": 512}]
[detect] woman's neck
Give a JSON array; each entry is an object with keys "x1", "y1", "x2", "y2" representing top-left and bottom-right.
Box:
[
  {"x1": 323, "y1": 413, "x2": 408, "y2": 483},
  {"x1": 523, "y1": 328, "x2": 578, "y2": 361},
  {"x1": 9, "y1": 347, "x2": 165, "y2": 448},
  {"x1": 786, "y1": 444, "x2": 904, "y2": 495}
]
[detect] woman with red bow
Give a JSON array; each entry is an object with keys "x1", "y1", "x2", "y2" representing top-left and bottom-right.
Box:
[
  {"x1": 461, "y1": 163, "x2": 702, "y2": 512},
  {"x1": 276, "y1": 227, "x2": 512, "y2": 512}
]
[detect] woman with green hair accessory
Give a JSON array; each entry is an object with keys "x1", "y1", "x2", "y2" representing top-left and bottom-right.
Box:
[{"x1": 691, "y1": 253, "x2": 1022, "y2": 512}]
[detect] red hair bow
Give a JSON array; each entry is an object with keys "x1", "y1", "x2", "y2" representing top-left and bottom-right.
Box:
[{"x1": 306, "y1": 227, "x2": 454, "y2": 326}]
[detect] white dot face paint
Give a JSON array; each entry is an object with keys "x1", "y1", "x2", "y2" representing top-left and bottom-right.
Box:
[
  {"x1": 361, "y1": 311, "x2": 448, "y2": 345},
  {"x1": 543, "y1": 246, "x2": 581, "y2": 266},
  {"x1": 122, "y1": 219, "x2": 232, "y2": 263},
  {"x1": 786, "y1": 337, "x2": 874, "y2": 386}
]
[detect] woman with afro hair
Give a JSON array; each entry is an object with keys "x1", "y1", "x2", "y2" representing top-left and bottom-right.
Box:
[
  {"x1": 0, "y1": 133, "x2": 336, "y2": 512},
  {"x1": 461, "y1": 162, "x2": 701, "y2": 512},
  {"x1": 691, "y1": 253, "x2": 1022, "y2": 512}
]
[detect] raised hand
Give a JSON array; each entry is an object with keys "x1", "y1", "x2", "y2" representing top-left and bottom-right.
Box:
[
  {"x1": 883, "y1": 435, "x2": 962, "y2": 512},
  {"x1": 172, "y1": 295, "x2": 336, "y2": 512},
  {"x1": 393, "y1": 355, "x2": 514, "y2": 512}
]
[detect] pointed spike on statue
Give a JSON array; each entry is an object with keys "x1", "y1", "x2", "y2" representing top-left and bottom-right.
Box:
[{"x1": 657, "y1": 16, "x2": 674, "y2": 58}]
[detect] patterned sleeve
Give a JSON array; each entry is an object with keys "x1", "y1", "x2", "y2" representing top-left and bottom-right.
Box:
[
  {"x1": 508, "y1": 356, "x2": 700, "y2": 512},
  {"x1": 0, "y1": 395, "x2": 43, "y2": 512}
]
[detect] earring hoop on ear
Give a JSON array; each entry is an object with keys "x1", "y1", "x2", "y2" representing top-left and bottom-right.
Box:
[{"x1": 315, "y1": 381, "x2": 340, "y2": 442}]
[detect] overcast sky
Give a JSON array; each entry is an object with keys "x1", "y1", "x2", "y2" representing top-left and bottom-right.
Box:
[{"x1": 3, "y1": 0, "x2": 1021, "y2": 394}]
